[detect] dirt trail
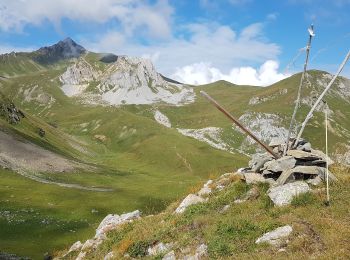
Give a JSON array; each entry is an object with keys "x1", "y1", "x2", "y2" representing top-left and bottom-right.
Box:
[{"x1": 16, "y1": 169, "x2": 113, "y2": 192}]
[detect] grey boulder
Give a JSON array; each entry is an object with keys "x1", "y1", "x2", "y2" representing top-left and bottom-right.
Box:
[
  {"x1": 256, "y1": 225, "x2": 293, "y2": 246},
  {"x1": 268, "y1": 181, "x2": 310, "y2": 206}
]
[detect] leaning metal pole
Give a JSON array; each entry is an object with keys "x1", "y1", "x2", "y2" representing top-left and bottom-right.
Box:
[
  {"x1": 294, "y1": 49, "x2": 350, "y2": 147},
  {"x1": 200, "y1": 91, "x2": 280, "y2": 159},
  {"x1": 284, "y1": 25, "x2": 315, "y2": 155}
]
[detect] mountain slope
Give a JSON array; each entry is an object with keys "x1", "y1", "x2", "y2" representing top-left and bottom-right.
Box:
[{"x1": 1, "y1": 38, "x2": 350, "y2": 258}]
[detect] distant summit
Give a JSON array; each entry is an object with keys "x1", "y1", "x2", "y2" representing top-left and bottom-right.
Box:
[{"x1": 33, "y1": 37, "x2": 86, "y2": 64}]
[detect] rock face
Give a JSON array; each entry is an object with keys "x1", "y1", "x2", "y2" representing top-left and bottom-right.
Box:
[
  {"x1": 256, "y1": 225, "x2": 293, "y2": 246},
  {"x1": 60, "y1": 56, "x2": 195, "y2": 106},
  {"x1": 237, "y1": 112, "x2": 289, "y2": 153},
  {"x1": 268, "y1": 182, "x2": 310, "y2": 206},
  {"x1": 60, "y1": 59, "x2": 100, "y2": 97},
  {"x1": 100, "y1": 57, "x2": 195, "y2": 105},
  {"x1": 174, "y1": 194, "x2": 206, "y2": 214}
]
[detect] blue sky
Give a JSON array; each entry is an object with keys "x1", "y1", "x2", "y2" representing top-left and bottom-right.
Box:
[{"x1": 0, "y1": 0, "x2": 349, "y2": 85}]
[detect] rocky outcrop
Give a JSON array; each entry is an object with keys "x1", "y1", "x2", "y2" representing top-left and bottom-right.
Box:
[
  {"x1": 64, "y1": 210, "x2": 141, "y2": 259},
  {"x1": 59, "y1": 55, "x2": 195, "y2": 105},
  {"x1": 237, "y1": 112, "x2": 288, "y2": 153},
  {"x1": 154, "y1": 110, "x2": 172, "y2": 128},
  {"x1": 0, "y1": 101, "x2": 25, "y2": 124},
  {"x1": 60, "y1": 59, "x2": 99, "y2": 86},
  {"x1": 96, "y1": 210, "x2": 141, "y2": 237},
  {"x1": 98, "y1": 56, "x2": 195, "y2": 105}
]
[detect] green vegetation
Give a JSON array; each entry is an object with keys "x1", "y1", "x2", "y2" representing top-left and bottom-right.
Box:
[
  {"x1": 0, "y1": 49, "x2": 349, "y2": 259},
  {"x1": 62, "y1": 165, "x2": 350, "y2": 259}
]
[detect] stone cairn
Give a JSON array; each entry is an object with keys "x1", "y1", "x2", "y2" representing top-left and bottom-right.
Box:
[
  {"x1": 238, "y1": 137, "x2": 338, "y2": 206},
  {"x1": 242, "y1": 137, "x2": 337, "y2": 187}
]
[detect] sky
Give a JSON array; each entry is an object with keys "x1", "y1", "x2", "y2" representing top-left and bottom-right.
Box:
[{"x1": 0, "y1": 0, "x2": 349, "y2": 86}]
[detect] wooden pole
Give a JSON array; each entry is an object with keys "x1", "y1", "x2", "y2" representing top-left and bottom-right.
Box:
[
  {"x1": 325, "y1": 108, "x2": 330, "y2": 205},
  {"x1": 294, "y1": 50, "x2": 350, "y2": 147},
  {"x1": 284, "y1": 25, "x2": 315, "y2": 155},
  {"x1": 200, "y1": 91, "x2": 280, "y2": 159}
]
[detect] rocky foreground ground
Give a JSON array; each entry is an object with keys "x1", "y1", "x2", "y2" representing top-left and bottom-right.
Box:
[{"x1": 53, "y1": 138, "x2": 349, "y2": 260}]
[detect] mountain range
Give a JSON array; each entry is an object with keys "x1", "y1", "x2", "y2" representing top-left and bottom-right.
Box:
[{"x1": 0, "y1": 38, "x2": 350, "y2": 258}]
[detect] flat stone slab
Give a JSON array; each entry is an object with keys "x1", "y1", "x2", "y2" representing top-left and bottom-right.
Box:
[
  {"x1": 268, "y1": 181, "x2": 310, "y2": 206},
  {"x1": 263, "y1": 156, "x2": 296, "y2": 173},
  {"x1": 256, "y1": 225, "x2": 293, "y2": 246},
  {"x1": 276, "y1": 169, "x2": 294, "y2": 186},
  {"x1": 311, "y1": 149, "x2": 334, "y2": 165},
  {"x1": 287, "y1": 150, "x2": 321, "y2": 161},
  {"x1": 293, "y1": 165, "x2": 325, "y2": 175}
]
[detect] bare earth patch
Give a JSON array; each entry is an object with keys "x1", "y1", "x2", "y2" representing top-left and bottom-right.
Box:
[
  {"x1": 0, "y1": 130, "x2": 77, "y2": 173},
  {"x1": 0, "y1": 130, "x2": 112, "y2": 192}
]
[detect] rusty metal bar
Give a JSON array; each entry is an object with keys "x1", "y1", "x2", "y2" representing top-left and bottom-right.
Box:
[{"x1": 200, "y1": 91, "x2": 280, "y2": 159}]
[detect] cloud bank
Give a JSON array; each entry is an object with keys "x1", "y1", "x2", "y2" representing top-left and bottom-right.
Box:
[
  {"x1": 172, "y1": 60, "x2": 289, "y2": 86},
  {"x1": 85, "y1": 22, "x2": 281, "y2": 77},
  {"x1": 0, "y1": 0, "x2": 288, "y2": 86},
  {"x1": 0, "y1": 0, "x2": 173, "y2": 38}
]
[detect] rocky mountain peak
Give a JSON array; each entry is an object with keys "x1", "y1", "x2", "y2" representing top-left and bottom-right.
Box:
[
  {"x1": 33, "y1": 37, "x2": 86, "y2": 64},
  {"x1": 59, "y1": 55, "x2": 195, "y2": 105}
]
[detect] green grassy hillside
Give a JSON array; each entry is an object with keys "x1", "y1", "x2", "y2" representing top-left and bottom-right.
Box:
[
  {"x1": 0, "y1": 48, "x2": 349, "y2": 259},
  {"x1": 61, "y1": 164, "x2": 350, "y2": 259}
]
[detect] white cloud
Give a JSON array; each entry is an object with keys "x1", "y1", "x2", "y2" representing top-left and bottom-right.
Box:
[
  {"x1": 84, "y1": 22, "x2": 280, "y2": 76},
  {"x1": 0, "y1": 45, "x2": 35, "y2": 54},
  {"x1": 229, "y1": 0, "x2": 253, "y2": 5},
  {"x1": 267, "y1": 12, "x2": 279, "y2": 21},
  {"x1": 172, "y1": 60, "x2": 289, "y2": 86},
  {"x1": 0, "y1": 0, "x2": 173, "y2": 38}
]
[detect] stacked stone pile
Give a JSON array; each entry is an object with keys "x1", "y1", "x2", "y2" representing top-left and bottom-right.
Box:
[{"x1": 243, "y1": 137, "x2": 337, "y2": 187}]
